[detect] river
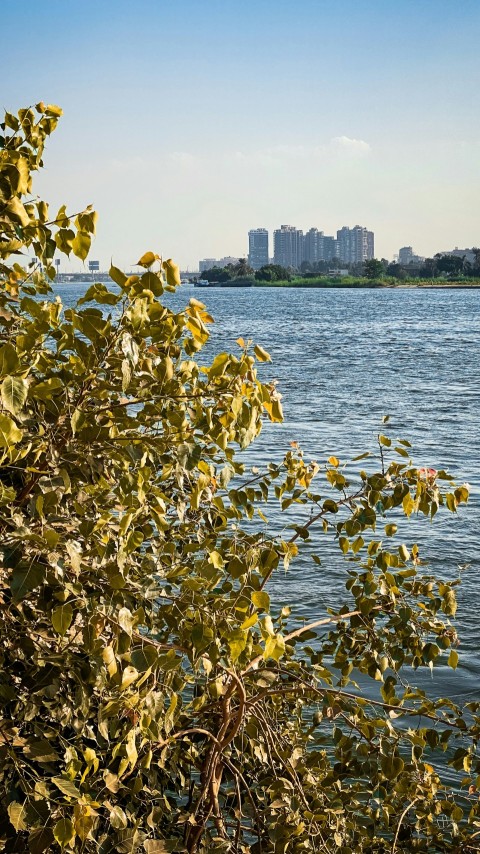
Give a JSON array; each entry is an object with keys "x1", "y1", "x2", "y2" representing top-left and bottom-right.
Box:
[{"x1": 55, "y1": 282, "x2": 479, "y2": 714}]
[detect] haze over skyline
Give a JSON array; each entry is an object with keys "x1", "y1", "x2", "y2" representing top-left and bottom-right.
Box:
[{"x1": 3, "y1": 0, "x2": 480, "y2": 270}]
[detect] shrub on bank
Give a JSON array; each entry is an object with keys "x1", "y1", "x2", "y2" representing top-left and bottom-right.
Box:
[{"x1": 0, "y1": 103, "x2": 478, "y2": 853}]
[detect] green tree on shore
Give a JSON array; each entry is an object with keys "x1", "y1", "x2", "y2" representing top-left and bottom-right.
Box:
[
  {"x1": 363, "y1": 258, "x2": 384, "y2": 280},
  {"x1": 1, "y1": 104, "x2": 479, "y2": 854},
  {"x1": 255, "y1": 264, "x2": 291, "y2": 282}
]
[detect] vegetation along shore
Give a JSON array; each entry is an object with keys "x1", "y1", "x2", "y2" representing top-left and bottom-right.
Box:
[{"x1": 1, "y1": 102, "x2": 479, "y2": 853}]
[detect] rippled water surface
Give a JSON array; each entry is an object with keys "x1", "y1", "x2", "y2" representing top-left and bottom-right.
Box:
[{"x1": 57, "y1": 283, "x2": 479, "y2": 708}]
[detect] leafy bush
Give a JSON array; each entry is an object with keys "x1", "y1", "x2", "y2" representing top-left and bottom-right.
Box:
[
  {"x1": 0, "y1": 104, "x2": 478, "y2": 853},
  {"x1": 254, "y1": 264, "x2": 291, "y2": 282}
]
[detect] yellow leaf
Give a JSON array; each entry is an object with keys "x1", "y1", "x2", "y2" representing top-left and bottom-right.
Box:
[
  {"x1": 163, "y1": 258, "x2": 181, "y2": 287},
  {"x1": 254, "y1": 344, "x2": 271, "y2": 362},
  {"x1": 137, "y1": 251, "x2": 157, "y2": 268}
]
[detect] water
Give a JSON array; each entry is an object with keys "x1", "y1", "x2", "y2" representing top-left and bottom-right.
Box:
[{"x1": 55, "y1": 283, "x2": 479, "y2": 709}]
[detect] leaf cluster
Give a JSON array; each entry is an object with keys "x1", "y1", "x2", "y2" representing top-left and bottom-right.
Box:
[{"x1": 0, "y1": 105, "x2": 479, "y2": 854}]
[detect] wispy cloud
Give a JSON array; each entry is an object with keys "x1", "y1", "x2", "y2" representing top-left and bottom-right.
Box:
[
  {"x1": 226, "y1": 137, "x2": 371, "y2": 166},
  {"x1": 169, "y1": 151, "x2": 197, "y2": 167},
  {"x1": 330, "y1": 136, "x2": 371, "y2": 156}
]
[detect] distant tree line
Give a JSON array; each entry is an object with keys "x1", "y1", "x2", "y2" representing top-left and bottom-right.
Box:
[
  {"x1": 199, "y1": 258, "x2": 253, "y2": 282},
  {"x1": 386, "y1": 250, "x2": 480, "y2": 280},
  {"x1": 199, "y1": 251, "x2": 480, "y2": 284}
]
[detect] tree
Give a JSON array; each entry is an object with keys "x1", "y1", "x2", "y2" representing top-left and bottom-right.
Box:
[
  {"x1": 420, "y1": 257, "x2": 438, "y2": 279},
  {"x1": 232, "y1": 258, "x2": 253, "y2": 278},
  {"x1": 299, "y1": 261, "x2": 313, "y2": 274},
  {"x1": 471, "y1": 247, "x2": 480, "y2": 275},
  {"x1": 1, "y1": 104, "x2": 479, "y2": 853},
  {"x1": 363, "y1": 258, "x2": 385, "y2": 280},
  {"x1": 199, "y1": 266, "x2": 233, "y2": 283},
  {"x1": 255, "y1": 264, "x2": 290, "y2": 282},
  {"x1": 435, "y1": 254, "x2": 465, "y2": 277},
  {"x1": 386, "y1": 263, "x2": 407, "y2": 280}
]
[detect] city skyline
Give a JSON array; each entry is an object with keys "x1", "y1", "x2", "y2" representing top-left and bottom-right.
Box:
[{"x1": 3, "y1": 0, "x2": 480, "y2": 270}]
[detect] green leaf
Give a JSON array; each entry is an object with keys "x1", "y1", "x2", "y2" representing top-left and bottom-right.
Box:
[
  {"x1": 144, "y1": 843, "x2": 174, "y2": 853},
  {"x1": 208, "y1": 550, "x2": 224, "y2": 569},
  {"x1": 31, "y1": 377, "x2": 63, "y2": 400},
  {"x1": 51, "y1": 603, "x2": 73, "y2": 635},
  {"x1": 8, "y1": 801, "x2": 28, "y2": 831},
  {"x1": 102, "y1": 645, "x2": 118, "y2": 678},
  {"x1": 28, "y1": 827, "x2": 54, "y2": 854},
  {"x1": 109, "y1": 806, "x2": 128, "y2": 829},
  {"x1": 54, "y1": 228, "x2": 75, "y2": 255},
  {"x1": 227, "y1": 629, "x2": 247, "y2": 661},
  {"x1": 110, "y1": 264, "x2": 128, "y2": 287},
  {"x1": 384, "y1": 523, "x2": 397, "y2": 537},
  {"x1": 23, "y1": 738, "x2": 59, "y2": 763},
  {"x1": 0, "y1": 343, "x2": 20, "y2": 376},
  {"x1": 11, "y1": 562, "x2": 45, "y2": 602},
  {"x1": 264, "y1": 633, "x2": 286, "y2": 662},
  {"x1": 53, "y1": 817, "x2": 76, "y2": 847},
  {"x1": 131, "y1": 646, "x2": 158, "y2": 672},
  {"x1": 1, "y1": 376, "x2": 28, "y2": 415},
  {"x1": 51, "y1": 777, "x2": 81, "y2": 799},
  {"x1": 209, "y1": 353, "x2": 230, "y2": 378},
  {"x1": 119, "y1": 607, "x2": 136, "y2": 638},
  {"x1": 251, "y1": 590, "x2": 270, "y2": 611},
  {"x1": 241, "y1": 613, "x2": 258, "y2": 630},
  {"x1": 70, "y1": 408, "x2": 85, "y2": 435},
  {"x1": 0, "y1": 412, "x2": 23, "y2": 446},
  {"x1": 380, "y1": 754, "x2": 404, "y2": 779},
  {"x1": 7, "y1": 196, "x2": 30, "y2": 226},
  {"x1": 71, "y1": 230, "x2": 91, "y2": 261},
  {"x1": 120, "y1": 665, "x2": 139, "y2": 689},
  {"x1": 448, "y1": 649, "x2": 459, "y2": 670}
]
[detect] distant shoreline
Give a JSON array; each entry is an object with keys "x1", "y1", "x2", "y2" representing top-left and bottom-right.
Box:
[{"x1": 252, "y1": 281, "x2": 480, "y2": 290}]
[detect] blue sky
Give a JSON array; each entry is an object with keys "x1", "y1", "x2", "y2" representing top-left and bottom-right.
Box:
[{"x1": 3, "y1": 0, "x2": 480, "y2": 269}]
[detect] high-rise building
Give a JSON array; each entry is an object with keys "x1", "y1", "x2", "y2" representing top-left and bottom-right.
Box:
[
  {"x1": 367, "y1": 230, "x2": 374, "y2": 260},
  {"x1": 199, "y1": 258, "x2": 217, "y2": 273},
  {"x1": 336, "y1": 225, "x2": 374, "y2": 264},
  {"x1": 398, "y1": 246, "x2": 413, "y2": 265},
  {"x1": 273, "y1": 225, "x2": 304, "y2": 269},
  {"x1": 322, "y1": 236, "x2": 338, "y2": 262},
  {"x1": 248, "y1": 228, "x2": 269, "y2": 270},
  {"x1": 303, "y1": 228, "x2": 324, "y2": 265}
]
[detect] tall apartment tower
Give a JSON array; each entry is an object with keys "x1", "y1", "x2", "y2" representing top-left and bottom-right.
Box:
[
  {"x1": 398, "y1": 246, "x2": 413, "y2": 265},
  {"x1": 273, "y1": 225, "x2": 304, "y2": 270},
  {"x1": 322, "y1": 236, "x2": 338, "y2": 262},
  {"x1": 303, "y1": 228, "x2": 324, "y2": 265},
  {"x1": 248, "y1": 228, "x2": 269, "y2": 270},
  {"x1": 336, "y1": 225, "x2": 374, "y2": 264}
]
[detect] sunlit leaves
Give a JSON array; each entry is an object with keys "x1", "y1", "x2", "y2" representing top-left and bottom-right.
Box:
[
  {"x1": 162, "y1": 257, "x2": 181, "y2": 286},
  {"x1": 1, "y1": 376, "x2": 28, "y2": 414},
  {"x1": 0, "y1": 100, "x2": 475, "y2": 854},
  {"x1": 0, "y1": 413, "x2": 23, "y2": 446},
  {"x1": 51, "y1": 604, "x2": 73, "y2": 635},
  {"x1": 254, "y1": 344, "x2": 271, "y2": 362},
  {"x1": 0, "y1": 343, "x2": 20, "y2": 376},
  {"x1": 264, "y1": 633, "x2": 286, "y2": 662},
  {"x1": 251, "y1": 590, "x2": 270, "y2": 611},
  {"x1": 53, "y1": 818, "x2": 75, "y2": 848},
  {"x1": 8, "y1": 802, "x2": 28, "y2": 831}
]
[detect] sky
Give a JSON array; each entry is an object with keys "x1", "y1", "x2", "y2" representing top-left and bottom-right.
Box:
[{"x1": 3, "y1": 0, "x2": 480, "y2": 270}]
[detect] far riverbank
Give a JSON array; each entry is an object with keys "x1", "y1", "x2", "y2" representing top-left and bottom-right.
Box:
[{"x1": 253, "y1": 277, "x2": 480, "y2": 289}]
